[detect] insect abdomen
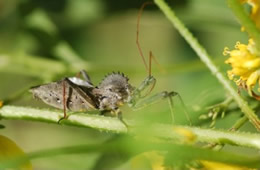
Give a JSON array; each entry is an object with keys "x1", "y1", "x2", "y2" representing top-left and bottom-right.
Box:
[{"x1": 30, "y1": 80, "x2": 97, "y2": 111}]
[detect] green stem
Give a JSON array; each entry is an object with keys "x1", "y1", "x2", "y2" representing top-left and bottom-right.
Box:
[
  {"x1": 230, "y1": 115, "x2": 248, "y2": 131},
  {"x1": 206, "y1": 115, "x2": 248, "y2": 150},
  {"x1": 0, "y1": 105, "x2": 127, "y2": 133},
  {"x1": 154, "y1": 0, "x2": 260, "y2": 131},
  {"x1": 227, "y1": 0, "x2": 260, "y2": 53},
  {"x1": 152, "y1": 124, "x2": 260, "y2": 149},
  {"x1": 1, "y1": 105, "x2": 260, "y2": 149}
]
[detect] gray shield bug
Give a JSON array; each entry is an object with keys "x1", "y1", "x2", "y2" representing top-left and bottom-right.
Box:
[{"x1": 29, "y1": 2, "x2": 191, "y2": 125}]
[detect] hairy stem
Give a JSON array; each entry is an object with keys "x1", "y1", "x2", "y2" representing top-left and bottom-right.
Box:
[
  {"x1": 206, "y1": 115, "x2": 248, "y2": 150},
  {"x1": 0, "y1": 105, "x2": 260, "y2": 149},
  {"x1": 0, "y1": 105, "x2": 127, "y2": 133},
  {"x1": 154, "y1": 0, "x2": 260, "y2": 131}
]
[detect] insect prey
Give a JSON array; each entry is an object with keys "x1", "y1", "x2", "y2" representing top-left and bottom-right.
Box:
[
  {"x1": 30, "y1": 71, "x2": 133, "y2": 120},
  {"x1": 30, "y1": 2, "x2": 191, "y2": 125}
]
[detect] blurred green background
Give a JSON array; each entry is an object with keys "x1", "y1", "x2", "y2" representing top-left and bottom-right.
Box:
[{"x1": 0, "y1": 0, "x2": 257, "y2": 169}]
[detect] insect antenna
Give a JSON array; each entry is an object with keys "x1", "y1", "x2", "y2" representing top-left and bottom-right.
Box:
[
  {"x1": 136, "y1": 1, "x2": 153, "y2": 76},
  {"x1": 137, "y1": 2, "x2": 166, "y2": 77}
]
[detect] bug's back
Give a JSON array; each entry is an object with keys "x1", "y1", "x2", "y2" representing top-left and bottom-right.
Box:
[{"x1": 30, "y1": 79, "x2": 98, "y2": 111}]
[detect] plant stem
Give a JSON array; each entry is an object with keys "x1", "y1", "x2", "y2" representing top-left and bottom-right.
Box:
[
  {"x1": 0, "y1": 105, "x2": 127, "y2": 133},
  {"x1": 227, "y1": 0, "x2": 260, "y2": 53},
  {"x1": 206, "y1": 115, "x2": 248, "y2": 150},
  {"x1": 1, "y1": 105, "x2": 260, "y2": 149},
  {"x1": 152, "y1": 124, "x2": 260, "y2": 149},
  {"x1": 154, "y1": 0, "x2": 260, "y2": 131},
  {"x1": 230, "y1": 115, "x2": 248, "y2": 131}
]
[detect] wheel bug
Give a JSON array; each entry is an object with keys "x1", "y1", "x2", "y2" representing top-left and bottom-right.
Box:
[{"x1": 29, "y1": 2, "x2": 191, "y2": 125}]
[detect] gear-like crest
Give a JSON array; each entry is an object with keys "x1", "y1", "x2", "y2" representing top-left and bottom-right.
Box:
[{"x1": 98, "y1": 71, "x2": 129, "y2": 89}]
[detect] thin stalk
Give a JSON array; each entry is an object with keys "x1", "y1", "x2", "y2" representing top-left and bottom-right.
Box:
[
  {"x1": 1, "y1": 105, "x2": 260, "y2": 149},
  {"x1": 230, "y1": 115, "x2": 248, "y2": 131},
  {"x1": 154, "y1": 0, "x2": 260, "y2": 131}
]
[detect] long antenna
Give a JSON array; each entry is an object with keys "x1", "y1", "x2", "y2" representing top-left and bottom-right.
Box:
[{"x1": 136, "y1": 2, "x2": 153, "y2": 75}]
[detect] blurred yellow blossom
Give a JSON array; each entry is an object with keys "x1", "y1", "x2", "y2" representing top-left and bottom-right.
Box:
[
  {"x1": 0, "y1": 100, "x2": 3, "y2": 108},
  {"x1": 200, "y1": 160, "x2": 255, "y2": 170},
  {"x1": 241, "y1": 0, "x2": 260, "y2": 30},
  {"x1": 224, "y1": 39, "x2": 260, "y2": 98},
  {"x1": 131, "y1": 151, "x2": 166, "y2": 170},
  {"x1": 173, "y1": 127, "x2": 196, "y2": 144},
  {"x1": 0, "y1": 135, "x2": 32, "y2": 170}
]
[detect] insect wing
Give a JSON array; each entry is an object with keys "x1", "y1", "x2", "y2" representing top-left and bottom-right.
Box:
[{"x1": 30, "y1": 78, "x2": 97, "y2": 111}]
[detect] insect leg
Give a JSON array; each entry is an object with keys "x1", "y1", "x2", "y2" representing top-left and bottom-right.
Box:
[
  {"x1": 132, "y1": 51, "x2": 165, "y2": 98},
  {"x1": 130, "y1": 91, "x2": 191, "y2": 125},
  {"x1": 58, "y1": 80, "x2": 68, "y2": 123},
  {"x1": 115, "y1": 109, "x2": 128, "y2": 128},
  {"x1": 62, "y1": 80, "x2": 67, "y2": 118},
  {"x1": 173, "y1": 93, "x2": 192, "y2": 125},
  {"x1": 132, "y1": 76, "x2": 156, "y2": 100},
  {"x1": 101, "y1": 109, "x2": 128, "y2": 128}
]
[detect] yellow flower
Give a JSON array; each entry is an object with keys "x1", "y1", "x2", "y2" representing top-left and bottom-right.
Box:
[
  {"x1": 224, "y1": 39, "x2": 260, "y2": 97},
  {"x1": 0, "y1": 100, "x2": 3, "y2": 108},
  {"x1": 131, "y1": 151, "x2": 166, "y2": 170},
  {"x1": 200, "y1": 160, "x2": 255, "y2": 170},
  {"x1": 241, "y1": 0, "x2": 260, "y2": 29},
  {"x1": 0, "y1": 135, "x2": 32, "y2": 170}
]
